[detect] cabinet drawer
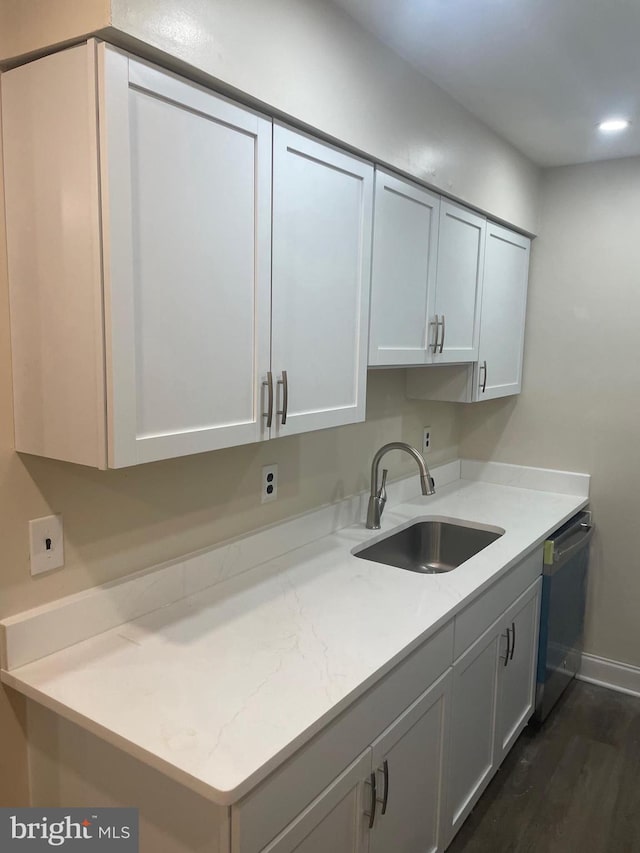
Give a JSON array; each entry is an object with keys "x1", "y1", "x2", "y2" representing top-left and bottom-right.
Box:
[
  {"x1": 453, "y1": 548, "x2": 542, "y2": 660},
  {"x1": 231, "y1": 621, "x2": 453, "y2": 853}
]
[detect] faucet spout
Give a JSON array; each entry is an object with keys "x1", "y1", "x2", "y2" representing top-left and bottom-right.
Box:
[{"x1": 366, "y1": 442, "x2": 435, "y2": 530}]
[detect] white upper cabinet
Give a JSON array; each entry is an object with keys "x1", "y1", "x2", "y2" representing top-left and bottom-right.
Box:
[
  {"x1": 3, "y1": 43, "x2": 373, "y2": 467},
  {"x1": 271, "y1": 126, "x2": 373, "y2": 436},
  {"x1": 3, "y1": 41, "x2": 272, "y2": 468},
  {"x1": 101, "y1": 47, "x2": 272, "y2": 467},
  {"x1": 368, "y1": 176, "x2": 485, "y2": 369},
  {"x1": 474, "y1": 224, "x2": 531, "y2": 401},
  {"x1": 431, "y1": 201, "x2": 486, "y2": 364},
  {"x1": 405, "y1": 222, "x2": 531, "y2": 404},
  {"x1": 368, "y1": 170, "x2": 440, "y2": 367}
]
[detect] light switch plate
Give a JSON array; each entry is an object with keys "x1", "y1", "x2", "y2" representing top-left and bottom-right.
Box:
[{"x1": 29, "y1": 514, "x2": 64, "y2": 575}]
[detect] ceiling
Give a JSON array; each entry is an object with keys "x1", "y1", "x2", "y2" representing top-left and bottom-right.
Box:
[{"x1": 333, "y1": 0, "x2": 640, "y2": 167}]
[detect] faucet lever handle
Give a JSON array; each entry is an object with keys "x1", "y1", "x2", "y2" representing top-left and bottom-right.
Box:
[{"x1": 378, "y1": 468, "x2": 388, "y2": 509}]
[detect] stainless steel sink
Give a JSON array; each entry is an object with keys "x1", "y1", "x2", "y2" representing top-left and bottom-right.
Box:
[{"x1": 354, "y1": 518, "x2": 504, "y2": 574}]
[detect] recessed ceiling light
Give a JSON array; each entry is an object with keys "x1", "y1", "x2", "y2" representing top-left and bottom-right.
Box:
[{"x1": 598, "y1": 118, "x2": 630, "y2": 133}]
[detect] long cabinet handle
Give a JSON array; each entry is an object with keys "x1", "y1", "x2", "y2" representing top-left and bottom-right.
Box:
[
  {"x1": 503, "y1": 627, "x2": 511, "y2": 667},
  {"x1": 510, "y1": 621, "x2": 516, "y2": 660},
  {"x1": 481, "y1": 360, "x2": 488, "y2": 393},
  {"x1": 430, "y1": 315, "x2": 440, "y2": 353},
  {"x1": 365, "y1": 772, "x2": 377, "y2": 829},
  {"x1": 277, "y1": 370, "x2": 288, "y2": 425},
  {"x1": 262, "y1": 371, "x2": 274, "y2": 428},
  {"x1": 379, "y1": 760, "x2": 389, "y2": 815},
  {"x1": 439, "y1": 313, "x2": 445, "y2": 353}
]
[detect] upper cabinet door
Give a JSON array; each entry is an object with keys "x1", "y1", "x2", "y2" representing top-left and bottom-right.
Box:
[
  {"x1": 432, "y1": 202, "x2": 486, "y2": 364},
  {"x1": 475, "y1": 224, "x2": 531, "y2": 401},
  {"x1": 99, "y1": 46, "x2": 272, "y2": 467},
  {"x1": 271, "y1": 126, "x2": 374, "y2": 438},
  {"x1": 368, "y1": 170, "x2": 440, "y2": 367}
]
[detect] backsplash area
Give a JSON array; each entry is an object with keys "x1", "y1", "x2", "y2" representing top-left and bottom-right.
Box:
[{"x1": 0, "y1": 369, "x2": 460, "y2": 619}]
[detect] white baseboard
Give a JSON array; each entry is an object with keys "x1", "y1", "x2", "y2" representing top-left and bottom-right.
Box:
[{"x1": 577, "y1": 653, "x2": 640, "y2": 698}]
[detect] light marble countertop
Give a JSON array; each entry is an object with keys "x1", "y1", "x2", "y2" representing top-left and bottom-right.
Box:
[{"x1": 1, "y1": 467, "x2": 588, "y2": 805}]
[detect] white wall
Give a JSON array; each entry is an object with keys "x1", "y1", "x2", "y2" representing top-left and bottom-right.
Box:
[
  {"x1": 0, "y1": 0, "x2": 542, "y2": 805},
  {"x1": 0, "y1": 0, "x2": 110, "y2": 60},
  {"x1": 108, "y1": 0, "x2": 540, "y2": 232},
  {"x1": 0, "y1": 0, "x2": 541, "y2": 233},
  {"x1": 460, "y1": 155, "x2": 640, "y2": 667}
]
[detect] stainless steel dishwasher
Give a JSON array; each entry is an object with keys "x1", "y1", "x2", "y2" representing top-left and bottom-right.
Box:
[{"x1": 533, "y1": 509, "x2": 593, "y2": 724}]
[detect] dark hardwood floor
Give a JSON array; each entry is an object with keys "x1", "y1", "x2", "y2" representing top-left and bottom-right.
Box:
[{"x1": 447, "y1": 681, "x2": 640, "y2": 853}]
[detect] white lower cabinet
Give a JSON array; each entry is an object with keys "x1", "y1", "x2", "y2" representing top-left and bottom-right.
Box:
[
  {"x1": 235, "y1": 557, "x2": 543, "y2": 853},
  {"x1": 444, "y1": 576, "x2": 542, "y2": 847},
  {"x1": 494, "y1": 580, "x2": 542, "y2": 762},
  {"x1": 261, "y1": 752, "x2": 370, "y2": 853},
  {"x1": 446, "y1": 623, "x2": 502, "y2": 842},
  {"x1": 260, "y1": 671, "x2": 452, "y2": 853},
  {"x1": 369, "y1": 672, "x2": 451, "y2": 853}
]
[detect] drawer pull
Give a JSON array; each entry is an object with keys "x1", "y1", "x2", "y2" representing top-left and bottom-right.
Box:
[
  {"x1": 503, "y1": 628, "x2": 511, "y2": 667},
  {"x1": 510, "y1": 621, "x2": 516, "y2": 660}
]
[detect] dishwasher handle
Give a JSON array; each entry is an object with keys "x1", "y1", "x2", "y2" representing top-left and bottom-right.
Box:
[
  {"x1": 553, "y1": 525, "x2": 593, "y2": 565},
  {"x1": 544, "y1": 510, "x2": 593, "y2": 572}
]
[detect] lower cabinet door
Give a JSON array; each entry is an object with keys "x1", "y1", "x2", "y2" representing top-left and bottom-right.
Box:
[
  {"x1": 445, "y1": 625, "x2": 502, "y2": 845},
  {"x1": 369, "y1": 670, "x2": 451, "y2": 853},
  {"x1": 495, "y1": 578, "x2": 542, "y2": 763},
  {"x1": 261, "y1": 751, "x2": 370, "y2": 853}
]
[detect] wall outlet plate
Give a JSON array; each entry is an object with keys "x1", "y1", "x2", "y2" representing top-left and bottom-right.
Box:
[
  {"x1": 29, "y1": 514, "x2": 64, "y2": 575},
  {"x1": 262, "y1": 464, "x2": 278, "y2": 503},
  {"x1": 423, "y1": 426, "x2": 431, "y2": 451}
]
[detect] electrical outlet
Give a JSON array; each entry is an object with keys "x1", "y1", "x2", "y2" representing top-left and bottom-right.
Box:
[
  {"x1": 29, "y1": 514, "x2": 64, "y2": 575},
  {"x1": 423, "y1": 426, "x2": 431, "y2": 451},
  {"x1": 262, "y1": 464, "x2": 278, "y2": 503}
]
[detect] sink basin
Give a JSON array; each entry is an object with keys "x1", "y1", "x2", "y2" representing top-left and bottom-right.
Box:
[{"x1": 354, "y1": 518, "x2": 504, "y2": 574}]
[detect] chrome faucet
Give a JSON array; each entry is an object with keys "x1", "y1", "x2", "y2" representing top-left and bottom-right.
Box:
[{"x1": 366, "y1": 442, "x2": 435, "y2": 530}]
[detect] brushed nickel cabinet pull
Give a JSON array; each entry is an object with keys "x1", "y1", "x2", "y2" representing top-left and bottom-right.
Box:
[
  {"x1": 365, "y1": 772, "x2": 377, "y2": 829},
  {"x1": 380, "y1": 760, "x2": 389, "y2": 815},
  {"x1": 262, "y1": 371, "x2": 273, "y2": 428},
  {"x1": 430, "y1": 315, "x2": 440, "y2": 352},
  {"x1": 439, "y1": 313, "x2": 445, "y2": 353},
  {"x1": 277, "y1": 370, "x2": 288, "y2": 425}
]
